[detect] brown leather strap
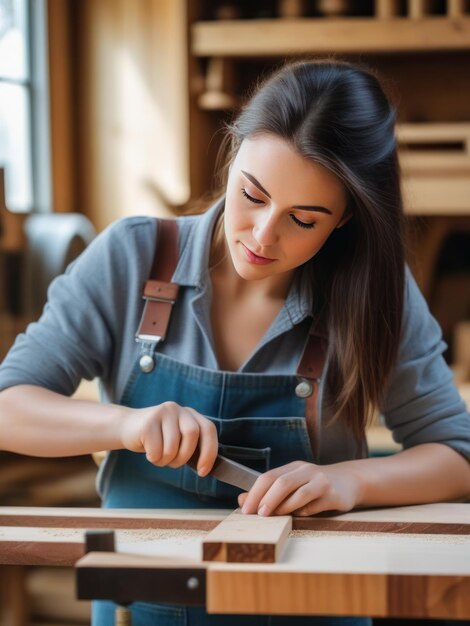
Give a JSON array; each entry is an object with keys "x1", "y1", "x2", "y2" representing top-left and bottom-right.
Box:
[
  {"x1": 150, "y1": 219, "x2": 179, "y2": 282},
  {"x1": 136, "y1": 219, "x2": 180, "y2": 343},
  {"x1": 295, "y1": 326, "x2": 327, "y2": 459}
]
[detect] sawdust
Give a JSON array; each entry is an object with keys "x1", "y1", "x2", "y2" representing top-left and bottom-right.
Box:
[
  {"x1": 27, "y1": 528, "x2": 82, "y2": 539},
  {"x1": 289, "y1": 530, "x2": 469, "y2": 543},
  {"x1": 117, "y1": 528, "x2": 207, "y2": 542},
  {"x1": 31, "y1": 527, "x2": 207, "y2": 542}
]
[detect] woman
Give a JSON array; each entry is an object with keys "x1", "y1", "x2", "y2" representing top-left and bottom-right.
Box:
[{"x1": 0, "y1": 59, "x2": 469, "y2": 626}]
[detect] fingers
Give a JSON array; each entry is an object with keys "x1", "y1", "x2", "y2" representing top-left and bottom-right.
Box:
[
  {"x1": 241, "y1": 462, "x2": 329, "y2": 517},
  {"x1": 240, "y1": 461, "x2": 302, "y2": 514},
  {"x1": 166, "y1": 411, "x2": 200, "y2": 468},
  {"x1": 142, "y1": 402, "x2": 218, "y2": 474},
  {"x1": 268, "y1": 478, "x2": 328, "y2": 515},
  {"x1": 187, "y1": 408, "x2": 218, "y2": 476},
  {"x1": 238, "y1": 492, "x2": 248, "y2": 508}
]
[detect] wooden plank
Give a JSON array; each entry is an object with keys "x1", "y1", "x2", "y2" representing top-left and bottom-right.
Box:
[
  {"x1": 1, "y1": 503, "x2": 469, "y2": 533},
  {"x1": 2, "y1": 524, "x2": 469, "y2": 617},
  {"x1": 402, "y1": 176, "x2": 470, "y2": 215},
  {"x1": 0, "y1": 507, "x2": 230, "y2": 530},
  {"x1": 207, "y1": 529, "x2": 470, "y2": 616},
  {"x1": 0, "y1": 526, "x2": 84, "y2": 566},
  {"x1": 191, "y1": 18, "x2": 470, "y2": 57},
  {"x1": 202, "y1": 510, "x2": 291, "y2": 563},
  {"x1": 73, "y1": 531, "x2": 470, "y2": 617},
  {"x1": 397, "y1": 121, "x2": 470, "y2": 142},
  {"x1": 207, "y1": 569, "x2": 470, "y2": 618},
  {"x1": 0, "y1": 525, "x2": 208, "y2": 566},
  {"x1": 294, "y1": 503, "x2": 470, "y2": 534}
]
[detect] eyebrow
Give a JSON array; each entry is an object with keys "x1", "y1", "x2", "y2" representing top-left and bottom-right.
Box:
[{"x1": 241, "y1": 170, "x2": 333, "y2": 215}]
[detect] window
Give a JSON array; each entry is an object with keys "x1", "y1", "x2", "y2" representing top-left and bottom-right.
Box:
[{"x1": 0, "y1": 0, "x2": 50, "y2": 213}]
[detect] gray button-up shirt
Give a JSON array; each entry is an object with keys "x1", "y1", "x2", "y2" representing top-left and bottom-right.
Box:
[{"x1": 1, "y1": 199, "x2": 469, "y2": 463}]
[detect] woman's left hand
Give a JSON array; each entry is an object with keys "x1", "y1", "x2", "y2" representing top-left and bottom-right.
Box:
[{"x1": 238, "y1": 460, "x2": 362, "y2": 516}]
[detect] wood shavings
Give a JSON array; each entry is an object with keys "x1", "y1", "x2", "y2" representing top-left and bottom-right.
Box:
[
  {"x1": 117, "y1": 528, "x2": 207, "y2": 542},
  {"x1": 289, "y1": 530, "x2": 470, "y2": 543}
]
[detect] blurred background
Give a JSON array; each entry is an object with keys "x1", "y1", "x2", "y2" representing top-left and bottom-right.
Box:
[{"x1": 0, "y1": 1, "x2": 469, "y2": 624}]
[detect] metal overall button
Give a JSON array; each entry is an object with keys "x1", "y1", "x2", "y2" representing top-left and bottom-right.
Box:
[
  {"x1": 295, "y1": 378, "x2": 313, "y2": 398},
  {"x1": 139, "y1": 354, "x2": 155, "y2": 373}
]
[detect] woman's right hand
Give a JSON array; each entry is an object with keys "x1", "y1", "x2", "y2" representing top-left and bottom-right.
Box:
[{"x1": 117, "y1": 401, "x2": 218, "y2": 476}]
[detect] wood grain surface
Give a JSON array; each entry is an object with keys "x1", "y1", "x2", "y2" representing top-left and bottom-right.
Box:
[
  {"x1": 0, "y1": 505, "x2": 469, "y2": 618},
  {"x1": 202, "y1": 510, "x2": 291, "y2": 562},
  {"x1": 0, "y1": 507, "x2": 230, "y2": 530},
  {"x1": 206, "y1": 569, "x2": 470, "y2": 618},
  {"x1": 1, "y1": 503, "x2": 468, "y2": 533}
]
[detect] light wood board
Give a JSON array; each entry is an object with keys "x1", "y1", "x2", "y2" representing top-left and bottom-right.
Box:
[
  {"x1": 73, "y1": 533, "x2": 470, "y2": 618},
  {"x1": 1, "y1": 514, "x2": 469, "y2": 618},
  {"x1": 202, "y1": 510, "x2": 291, "y2": 562},
  {"x1": 192, "y1": 17, "x2": 470, "y2": 56},
  {"x1": 1, "y1": 503, "x2": 469, "y2": 534}
]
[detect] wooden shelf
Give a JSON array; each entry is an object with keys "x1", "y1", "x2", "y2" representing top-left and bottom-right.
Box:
[{"x1": 192, "y1": 17, "x2": 470, "y2": 57}]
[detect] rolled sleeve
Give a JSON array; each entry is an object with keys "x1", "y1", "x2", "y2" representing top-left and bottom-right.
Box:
[{"x1": 381, "y1": 267, "x2": 470, "y2": 461}]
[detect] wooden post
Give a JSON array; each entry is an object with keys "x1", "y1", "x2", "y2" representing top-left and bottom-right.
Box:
[
  {"x1": 375, "y1": 0, "x2": 400, "y2": 19},
  {"x1": 448, "y1": 0, "x2": 465, "y2": 18},
  {"x1": 197, "y1": 57, "x2": 237, "y2": 111},
  {"x1": 277, "y1": 0, "x2": 307, "y2": 18},
  {"x1": 0, "y1": 565, "x2": 28, "y2": 626},
  {"x1": 408, "y1": 0, "x2": 431, "y2": 19},
  {"x1": 454, "y1": 321, "x2": 470, "y2": 383}
]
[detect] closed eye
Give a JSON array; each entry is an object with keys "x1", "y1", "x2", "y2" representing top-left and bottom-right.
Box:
[
  {"x1": 290, "y1": 215, "x2": 316, "y2": 229},
  {"x1": 241, "y1": 188, "x2": 263, "y2": 204},
  {"x1": 241, "y1": 188, "x2": 316, "y2": 230}
]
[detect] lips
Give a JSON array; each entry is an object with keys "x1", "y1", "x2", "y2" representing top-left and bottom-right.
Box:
[{"x1": 241, "y1": 243, "x2": 275, "y2": 265}]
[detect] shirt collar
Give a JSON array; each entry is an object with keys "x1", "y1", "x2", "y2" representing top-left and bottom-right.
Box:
[
  {"x1": 172, "y1": 196, "x2": 225, "y2": 288},
  {"x1": 285, "y1": 264, "x2": 314, "y2": 325}
]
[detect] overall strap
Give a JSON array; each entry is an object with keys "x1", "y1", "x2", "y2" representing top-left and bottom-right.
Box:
[
  {"x1": 135, "y1": 218, "x2": 180, "y2": 346},
  {"x1": 295, "y1": 324, "x2": 327, "y2": 459}
]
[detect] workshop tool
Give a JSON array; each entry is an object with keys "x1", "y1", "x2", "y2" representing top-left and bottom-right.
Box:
[
  {"x1": 186, "y1": 451, "x2": 261, "y2": 491},
  {"x1": 77, "y1": 529, "x2": 206, "y2": 624},
  {"x1": 82, "y1": 530, "x2": 138, "y2": 626}
]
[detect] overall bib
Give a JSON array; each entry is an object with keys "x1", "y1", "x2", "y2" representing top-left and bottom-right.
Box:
[{"x1": 93, "y1": 220, "x2": 371, "y2": 626}]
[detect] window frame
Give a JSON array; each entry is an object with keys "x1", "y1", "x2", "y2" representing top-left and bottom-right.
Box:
[{"x1": 0, "y1": 0, "x2": 51, "y2": 213}]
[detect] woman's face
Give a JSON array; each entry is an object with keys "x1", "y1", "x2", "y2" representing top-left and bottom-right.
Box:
[{"x1": 224, "y1": 134, "x2": 349, "y2": 284}]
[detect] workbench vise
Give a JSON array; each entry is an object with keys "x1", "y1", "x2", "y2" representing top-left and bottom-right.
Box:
[{"x1": 76, "y1": 529, "x2": 206, "y2": 625}]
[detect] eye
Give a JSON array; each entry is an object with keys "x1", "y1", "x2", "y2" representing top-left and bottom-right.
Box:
[
  {"x1": 290, "y1": 215, "x2": 316, "y2": 230},
  {"x1": 241, "y1": 188, "x2": 264, "y2": 204}
]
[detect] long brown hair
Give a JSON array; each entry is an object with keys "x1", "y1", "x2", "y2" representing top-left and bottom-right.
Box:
[{"x1": 210, "y1": 59, "x2": 405, "y2": 439}]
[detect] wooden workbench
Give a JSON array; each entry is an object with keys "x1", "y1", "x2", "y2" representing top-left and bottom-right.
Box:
[{"x1": 0, "y1": 504, "x2": 469, "y2": 620}]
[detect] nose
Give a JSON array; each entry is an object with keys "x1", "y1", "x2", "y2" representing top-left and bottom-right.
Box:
[{"x1": 252, "y1": 208, "x2": 280, "y2": 247}]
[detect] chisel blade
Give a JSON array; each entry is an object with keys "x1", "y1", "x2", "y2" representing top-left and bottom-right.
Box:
[{"x1": 187, "y1": 452, "x2": 260, "y2": 492}]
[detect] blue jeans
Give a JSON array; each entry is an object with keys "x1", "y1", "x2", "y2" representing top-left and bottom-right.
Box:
[{"x1": 92, "y1": 601, "x2": 372, "y2": 626}]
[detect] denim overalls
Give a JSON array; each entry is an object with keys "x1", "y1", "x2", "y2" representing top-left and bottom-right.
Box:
[{"x1": 93, "y1": 219, "x2": 371, "y2": 626}]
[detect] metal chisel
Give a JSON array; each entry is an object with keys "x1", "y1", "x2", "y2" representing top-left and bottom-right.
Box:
[{"x1": 187, "y1": 451, "x2": 260, "y2": 491}]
